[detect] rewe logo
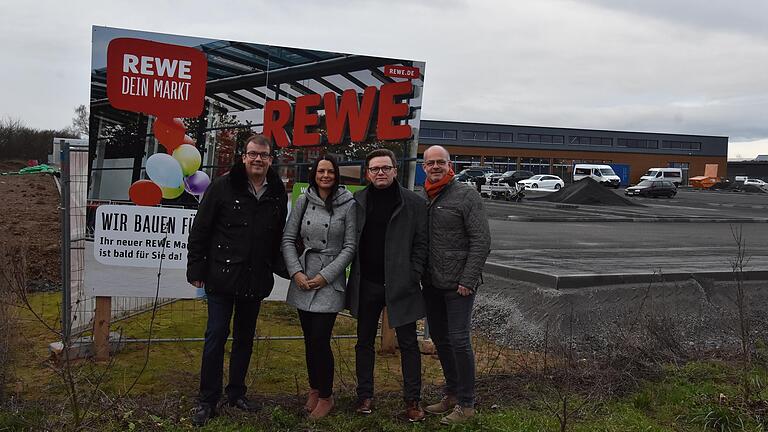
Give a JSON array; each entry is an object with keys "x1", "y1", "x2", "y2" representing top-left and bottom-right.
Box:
[{"x1": 106, "y1": 38, "x2": 207, "y2": 121}]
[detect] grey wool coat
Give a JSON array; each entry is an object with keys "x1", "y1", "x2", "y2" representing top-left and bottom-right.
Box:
[
  {"x1": 346, "y1": 182, "x2": 428, "y2": 328},
  {"x1": 281, "y1": 186, "x2": 357, "y2": 313}
]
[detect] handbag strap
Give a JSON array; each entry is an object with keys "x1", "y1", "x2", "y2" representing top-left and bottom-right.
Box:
[{"x1": 296, "y1": 193, "x2": 309, "y2": 225}]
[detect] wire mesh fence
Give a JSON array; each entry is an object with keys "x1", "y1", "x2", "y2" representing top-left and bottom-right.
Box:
[
  {"x1": 61, "y1": 140, "x2": 370, "y2": 343},
  {"x1": 62, "y1": 139, "x2": 178, "y2": 339}
]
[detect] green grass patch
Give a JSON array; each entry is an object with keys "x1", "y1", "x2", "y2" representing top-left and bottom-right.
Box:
[{"x1": 5, "y1": 293, "x2": 768, "y2": 431}]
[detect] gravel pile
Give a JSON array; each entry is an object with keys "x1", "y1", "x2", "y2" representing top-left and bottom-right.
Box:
[
  {"x1": 471, "y1": 273, "x2": 768, "y2": 355},
  {"x1": 740, "y1": 184, "x2": 768, "y2": 194},
  {"x1": 529, "y1": 177, "x2": 640, "y2": 206}
]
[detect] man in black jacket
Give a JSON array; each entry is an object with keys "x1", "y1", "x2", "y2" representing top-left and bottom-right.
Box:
[
  {"x1": 346, "y1": 149, "x2": 428, "y2": 422},
  {"x1": 186, "y1": 134, "x2": 287, "y2": 426}
]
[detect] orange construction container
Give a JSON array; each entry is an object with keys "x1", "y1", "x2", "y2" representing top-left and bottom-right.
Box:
[{"x1": 689, "y1": 176, "x2": 718, "y2": 189}]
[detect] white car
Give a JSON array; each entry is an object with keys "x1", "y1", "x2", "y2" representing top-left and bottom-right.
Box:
[
  {"x1": 518, "y1": 174, "x2": 565, "y2": 190},
  {"x1": 744, "y1": 178, "x2": 767, "y2": 187}
]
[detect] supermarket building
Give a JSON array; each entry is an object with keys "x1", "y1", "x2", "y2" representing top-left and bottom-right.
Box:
[{"x1": 416, "y1": 120, "x2": 728, "y2": 186}]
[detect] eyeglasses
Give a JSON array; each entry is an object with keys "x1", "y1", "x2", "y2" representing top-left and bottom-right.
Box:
[
  {"x1": 368, "y1": 166, "x2": 394, "y2": 174},
  {"x1": 245, "y1": 151, "x2": 272, "y2": 160},
  {"x1": 424, "y1": 159, "x2": 448, "y2": 167}
]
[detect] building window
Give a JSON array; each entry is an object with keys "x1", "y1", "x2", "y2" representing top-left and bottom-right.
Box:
[
  {"x1": 520, "y1": 157, "x2": 550, "y2": 175},
  {"x1": 518, "y1": 133, "x2": 564, "y2": 144},
  {"x1": 460, "y1": 130, "x2": 495, "y2": 141},
  {"x1": 569, "y1": 136, "x2": 612, "y2": 146},
  {"x1": 420, "y1": 128, "x2": 457, "y2": 139},
  {"x1": 616, "y1": 138, "x2": 659, "y2": 149},
  {"x1": 500, "y1": 133, "x2": 513, "y2": 142},
  {"x1": 662, "y1": 140, "x2": 701, "y2": 150}
]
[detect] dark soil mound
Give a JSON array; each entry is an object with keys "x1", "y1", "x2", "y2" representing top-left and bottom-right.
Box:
[
  {"x1": 740, "y1": 184, "x2": 768, "y2": 194},
  {"x1": 0, "y1": 160, "x2": 26, "y2": 173},
  {"x1": 711, "y1": 181, "x2": 734, "y2": 190},
  {"x1": 530, "y1": 177, "x2": 641, "y2": 206}
]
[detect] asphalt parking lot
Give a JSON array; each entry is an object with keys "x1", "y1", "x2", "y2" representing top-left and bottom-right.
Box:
[{"x1": 482, "y1": 188, "x2": 768, "y2": 288}]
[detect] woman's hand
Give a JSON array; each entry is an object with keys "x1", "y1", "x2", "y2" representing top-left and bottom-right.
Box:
[
  {"x1": 293, "y1": 272, "x2": 311, "y2": 290},
  {"x1": 307, "y1": 274, "x2": 328, "y2": 290}
]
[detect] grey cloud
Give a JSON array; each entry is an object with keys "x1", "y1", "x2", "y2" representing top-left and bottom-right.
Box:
[{"x1": 573, "y1": 0, "x2": 768, "y2": 39}]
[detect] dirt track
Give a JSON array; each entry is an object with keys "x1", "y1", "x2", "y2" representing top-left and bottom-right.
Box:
[{"x1": 0, "y1": 160, "x2": 61, "y2": 289}]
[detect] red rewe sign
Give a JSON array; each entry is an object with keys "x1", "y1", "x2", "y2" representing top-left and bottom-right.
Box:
[
  {"x1": 262, "y1": 81, "x2": 415, "y2": 147},
  {"x1": 384, "y1": 65, "x2": 420, "y2": 80},
  {"x1": 106, "y1": 38, "x2": 207, "y2": 121}
]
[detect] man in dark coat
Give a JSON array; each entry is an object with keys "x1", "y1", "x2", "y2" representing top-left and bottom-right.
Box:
[
  {"x1": 186, "y1": 134, "x2": 287, "y2": 426},
  {"x1": 346, "y1": 148, "x2": 428, "y2": 422}
]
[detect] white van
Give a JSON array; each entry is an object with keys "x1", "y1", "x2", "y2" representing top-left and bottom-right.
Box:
[
  {"x1": 573, "y1": 164, "x2": 621, "y2": 188},
  {"x1": 640, "y1": 168, "x2": 683, "y2": 186}
]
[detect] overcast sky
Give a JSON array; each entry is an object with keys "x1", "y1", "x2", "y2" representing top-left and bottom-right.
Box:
[{"x1": 1, "y1": 0, "x2": 766, "y2": 158}]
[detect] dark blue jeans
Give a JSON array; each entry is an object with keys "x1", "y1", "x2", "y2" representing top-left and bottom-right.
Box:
[
  {"x1": 423, "y1": 286, "x2": 476, "y2": 408},
  {"x1": 199, "y1": 294, "x2": 261, "y2": 405},
  {"x1": 355, "y1": 279, "x2": 422, "y2": 402}
]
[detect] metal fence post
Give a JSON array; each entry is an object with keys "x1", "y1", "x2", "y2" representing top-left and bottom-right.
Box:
[{"x1": 60, "y1": 139, "x2": 71, "y2": 342}]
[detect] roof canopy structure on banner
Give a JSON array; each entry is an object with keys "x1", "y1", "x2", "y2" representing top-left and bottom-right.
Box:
[{"x1": 90, "y1": 40, "x2": 419, "y2": 125}]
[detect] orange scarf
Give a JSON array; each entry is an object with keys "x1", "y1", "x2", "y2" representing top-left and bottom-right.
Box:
[{"x1": 424, "y1": 168, "x2": 455, "y2": 199}]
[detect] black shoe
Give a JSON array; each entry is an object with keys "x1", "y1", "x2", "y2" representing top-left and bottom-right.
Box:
[
  {"x1": 228, "y1": 395, "x2": 259, "y2": 412},
  {"x1": 191, "y1": 403, "x2": 216, "y2": 427}
]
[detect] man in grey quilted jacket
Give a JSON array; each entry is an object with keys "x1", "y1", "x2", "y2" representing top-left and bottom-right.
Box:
[{"x1": 420, "y1": 145, "x2": 490, "y2": 425}]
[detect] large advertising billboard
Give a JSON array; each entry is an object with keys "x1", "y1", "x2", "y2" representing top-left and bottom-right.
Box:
[{"x1": 86, "y1": 26, "x2": 426, "y2": 298}]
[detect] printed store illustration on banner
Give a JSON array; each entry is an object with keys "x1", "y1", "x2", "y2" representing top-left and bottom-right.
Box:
[{"x1": 87, "y1": 26, "x2": 426, "y2": 298}]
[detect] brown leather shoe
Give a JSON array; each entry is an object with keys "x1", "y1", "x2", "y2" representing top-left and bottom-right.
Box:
[
  {"x1": 404, "y1": 400, "x2": 425, "y2": 422},
  {"x1": 424, "y1": 394, "x2": 457, "y2": 415},
  {"x1": 304, "y1": 389, "x2": 319, "y2": 413},
  {"x1": 354, "y1": 398, "x2": 373, "y2": 415},
  {"x1": 309, "y1": 396, "x2": 334, "y2": 420}
]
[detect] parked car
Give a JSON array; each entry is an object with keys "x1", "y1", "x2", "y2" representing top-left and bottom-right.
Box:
[
  {"x1": 486, "y1": 172, "x2": 503, "y2": 185},
  {"x1": 455, "y1": 166, "x2": 495, "y2": 183},
  {"x1": 640, "y1": 168, "x2": 683, "y2": 186},
  {"x1": 517, "y1": 174, "x2": 565, "y2": 190},
  {"x1": 495, "y1": 170, "x2": 534, "y2": 186},
  {"x1": 744, "y1": 178, "x2": 767, "y2": 187},
  {"x1": 573, "y1": 164, "x2": 621, "y2": 188},
  {"x1": 624, "y1": 180, "x2": 677, "y2": 198}
]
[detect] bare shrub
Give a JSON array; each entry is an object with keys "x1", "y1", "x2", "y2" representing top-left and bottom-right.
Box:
[{"x1": 0, "y1": 241, "x2": 22, "y2": 403}]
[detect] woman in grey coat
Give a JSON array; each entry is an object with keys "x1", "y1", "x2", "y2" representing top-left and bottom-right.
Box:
[{"x1": 281, "y1": 155, "x2": 356, "y2": 419}]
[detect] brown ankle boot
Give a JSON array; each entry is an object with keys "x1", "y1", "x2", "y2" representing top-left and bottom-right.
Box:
[
  {"x1": 404, "y1": 400, "x2": 425, "y2": 422},
  {"x1": 309, "y1": 396, "x2": 334, "y2": 420},
  {"x1": 304, "y1": 389, "x2": 319, "y2": 413}
]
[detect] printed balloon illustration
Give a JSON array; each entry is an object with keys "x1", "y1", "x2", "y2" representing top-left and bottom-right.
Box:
[
  {"x1": 184, "y1": 170, "x2": 211, "y2": 195},
  {"x1": 173, "y1": 144, "x2": 202, "y2": 176},
  {"x1": 146, "y1": 153, "x2": 183, "y2": 188},
  {"x1": 161, "y1": 183, "x2": 186, "y2": 199},
  {"x1": 153, "y1": 118, "x2": 186, "y2": 152},
  {"x1": 128, "y1": 180, "x2": 162, "y2": 206},
  {"x1": 126, "y1": 116, "x2": 211, "y2": 205}
]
